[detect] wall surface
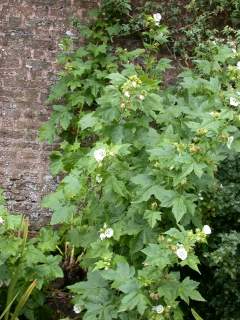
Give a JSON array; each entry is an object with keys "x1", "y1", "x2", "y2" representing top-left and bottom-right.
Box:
[{"x1": 0, "y1": 0, "x2": 97, "y2": 227}]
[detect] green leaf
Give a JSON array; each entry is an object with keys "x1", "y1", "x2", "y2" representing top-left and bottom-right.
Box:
[
  {"x1": 119, "y1": 279, "x2": 139, "y2": 294},
  {"x1": 178, "y1": 277, "x2": 205, "y2": 304},
  {"x1": 67, "y1": 227, "x2": 98, "y2": 248},
  {"x1": 142, "y1": 244, "x2": 172, "y2": 269},
  {"x1": 42, "y1": 191, "x2": 77, "y2": 224},
  {"x1": 63, "y1": 172, "x2": 82, "y2": 197},
  {"x1": 34, "y1": 255, "x2": 63, "y2": 288},
  {"x1": 135, "y1": 185, "x2": 175, "y2": 205},
  {"x1": 108, "y1": 176, "x2": 127, "y2": 198},
  {"x1": 142, "y1": 94, "x2": 163, "y2": 112},
  {"x1": 88, "y1": 44, "x2": 107, "y2": 57},
  {"x1": 173, "y1": 307, "x2": 184, "y2": 320},
  {"x1": 39, "y1": 120, "x2": 56, "y2": 143},
  {"x1": 52, "y1": 105, "x2": 73, "y2": 130},
  {"x1": 158, "y1": 273, "x2": 180, "y2": 303},
  {"x1": 50, "y1": 151, "x2": 64, "y2": 176},
  {"x1": 79, "y1": 113, "x2": 97, "y2": 130},
  {"x1": 108, "y1": 73, "x2": 127, "y2": 86},
  {"x1": 144, "y1": 210, "x2": 162, "y2": 228},
  {"x1": 181, "y1": 254, "x2": 200, "y2": 273},
  {"x1": 37, "y1": 228, "x2": 59, "y2": 252},
  {"x1": 119, "y1": 292, "x2": 148, "y2": 315},
  {"x1": 131, "y1": 174, "x2": 154, "y2": 187},
  {"x1": 101, "y1": 263, "x2": 135, "y2": 289},
  {"x1": 48, "y1": 79, "x2": 68, "y2": 102},
  {"x1": 215, "y1": 45, "x2": 233, "y2": 63},
  {"x1": 69, "y1": 271, "x2": 107, "y2": 292},
  {"x1": 193, "y1": 162, "x2": 206, "y2": 178},
  {"x1": 155, "y1": 58, "x2": 172, "y2": 73},
  {"x1": 51, "y1": 204, "x2": 77, "y2": 225},
  {"x1": 172, "y1": 196, "x2": 187, "y2": 223}
]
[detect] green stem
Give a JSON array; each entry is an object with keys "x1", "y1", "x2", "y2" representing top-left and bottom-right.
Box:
[{"x1": 4, "y1": 218, "x2": 29, "y2": 320}]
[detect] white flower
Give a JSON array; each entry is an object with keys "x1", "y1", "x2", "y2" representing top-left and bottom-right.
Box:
[
  {"x1": 94, "y1": 148, "x2": 106, "y2": 162},
  {"x1": 105, "y1": 228, "x2": 114, "y2": 239},
  {"x1": 227, "y1": 136, "x2": 234, "y2": 149},
  {"x1": 73, "y1": 304, "x2": 82, "y2": 314},
  {"x1": 139, "y1": 95, "x2": 145, "y2": 101},
  {"x1": 237, "y1": 61, "x2": 240, "y2": 70},
  {"x1": 230, "y1": 97, "x2": 239, "y2": 107},
  {"x1": 0, "y1": 217, "x2": 4, "y2": 225},
  {"x1": 124, "y1": 91, "x2": 130, "y2": 98},
  {"x1": 96, "y1": 174, "x2": 103, "y2": 183},
  {"x1": 202, "y1": 225, "x2": 211, "y2": 235},
  {"x1": 66, "y1": 30, "x2": 75, "y2": 37},
  {"x1": 176, "y1": 246, "x2": 188, "y2": 260},
  {"x1": 99, "y1": 233, "x2": 106, "y2": 240},
  {"x1": 153, "y1": 13, "x2": 162, "y2": 25},
  {"x1": 152, "y1": 304, "x2": 164, "y2": 314}
]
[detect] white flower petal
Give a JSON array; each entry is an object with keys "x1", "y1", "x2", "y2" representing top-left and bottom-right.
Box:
[
  {"x1": 230, "y1": 97, "x2": 239, "y2": 107},
  {"x1": 124, "y1": 91, "x2": 130, "y2": 98},
  {"x1": 96, "y1": 174, "x2": 103, "y2": 183},
  {"x1": 73, "y1": 304, "x2": 82, "y2": 314},
  {"x1": 0, "y1": 217, "x2": 4, "y2": 225},
  {"x1": 99, "y1": 233, "x2": 106, "y2": 240},
  {"x1": 202, "y1": 225, "x2": 211, "y2": 235},
  {"x1": 66, "y1": 30, "x2": 75, "y2": 37},
  {"x1": 105, "y1": 228, "x2": 114, "y2": 238},
  {"x1": 152, "y1": 304, "x2": 164, "y2": 314},
  {"x1": 153, "y1": 13, "x2": 162, "y2": 25},
  {"x1": 94, "y1": 148, "x2": 106, "y2": 162},
  {"x1": 176, "y1": 246, "x2": 188, "y2": 260}
]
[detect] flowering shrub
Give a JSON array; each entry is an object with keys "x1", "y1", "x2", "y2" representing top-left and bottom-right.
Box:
[{"x1": 39, "y1": 1, "x2": 240, "y2": 319}]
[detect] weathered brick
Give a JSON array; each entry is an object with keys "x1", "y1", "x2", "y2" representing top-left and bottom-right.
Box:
[
  {"x1": 0, "y1": 0, "x2": 98, "y2": 226},
  {"x1": 8, "y1": 16, "x2": 22, "y2": 28}
]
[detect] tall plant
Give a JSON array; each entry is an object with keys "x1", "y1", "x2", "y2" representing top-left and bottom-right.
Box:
[{"x1": 40, "y1": 1, "x2": 240, "y2": 319}]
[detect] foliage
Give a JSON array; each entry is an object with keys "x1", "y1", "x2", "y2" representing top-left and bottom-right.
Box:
[
  {"x1": 188, "y1": 0, "x2": 240, "y2": 27},
  {"x1": 203, "y1": 231, "x2": 240, "y2": 320},
  {"x1": 0, "y1": 190, "x2": 63, "y2": 320},
  {"x1": 101, "y1": 0, "x2": 132, "y2": 18},
  {"x1": 39, "y1": 1, "x2": 240, "y2": 319},
  {"x1": 154, "y1": 0, "x2": 240, "y2": 61},
  {"x1": 191, "y1": 155, "x2": 240, "y2": 320}
]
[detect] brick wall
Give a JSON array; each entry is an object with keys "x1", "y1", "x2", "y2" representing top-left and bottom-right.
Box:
[{"x1": 0, "y1": 0, "x2": 97, "y2": 227}]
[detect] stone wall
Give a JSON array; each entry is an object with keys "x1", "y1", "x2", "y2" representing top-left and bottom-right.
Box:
[{"x1": 0, "y1": 0, "x2": 97, "y2": 227}]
